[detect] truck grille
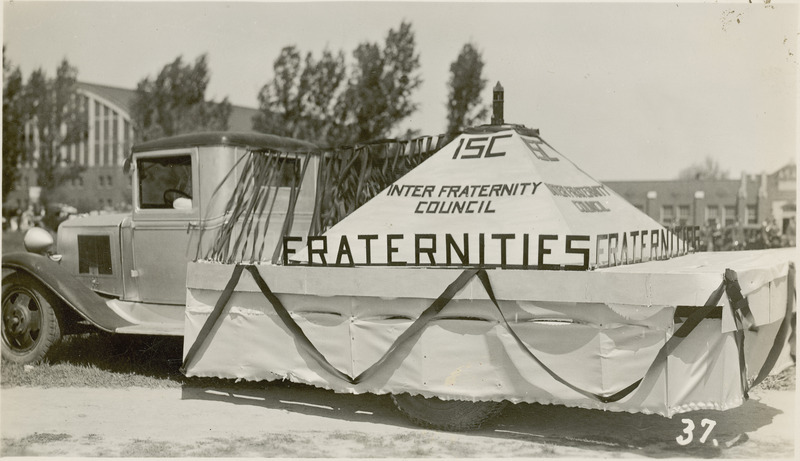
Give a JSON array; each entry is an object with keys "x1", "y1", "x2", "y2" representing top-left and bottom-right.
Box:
[{"x1": 77, "y1": 235, "x2": 113, "y2": 275}]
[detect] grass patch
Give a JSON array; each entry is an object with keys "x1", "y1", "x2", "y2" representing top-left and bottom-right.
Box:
[
  {"x1": 23, "y1": 432, "x2": 72, "y2": 443},
  {"x1": 1, "y1": 433, "x2": 73, "y2": 456},
  {"x1": 189, "y1": 434, "x2": 309, "y2": 457},
  {"x1": 756, "y1": 365, "x2": 795, "y2": 391},
  {"x1": 82, "y1": 433, "x2": 102, "y2": 442},
  {"x1": 119, "y1": 439, "x2": 180, "y2": 458},
  {"x1": 0, "y1": 332, "x2": 266, "y2": 389},
  {"x1": 1, "y1": 333, "x2": 184, "y2": 388}
]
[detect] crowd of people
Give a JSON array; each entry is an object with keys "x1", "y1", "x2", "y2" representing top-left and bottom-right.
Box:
[
  {"x1": 2, "y1": 200, "x2": 79, "y2": 233},
  {"x1": 2, "y1": 201, "x2": 45, "y2": 232},
  {"x1": 696, "y1": 218, "x2": 796, "y2": 252}
]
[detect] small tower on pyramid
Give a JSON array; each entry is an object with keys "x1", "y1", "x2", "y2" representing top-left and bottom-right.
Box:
[{"x1": 491, "y1": 82, "x2": 504, "y2": 125}]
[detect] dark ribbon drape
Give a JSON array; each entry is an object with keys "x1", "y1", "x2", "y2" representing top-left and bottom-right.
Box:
[{"x1": 182, "y1": 263, "x2": 795, "y2": 404}]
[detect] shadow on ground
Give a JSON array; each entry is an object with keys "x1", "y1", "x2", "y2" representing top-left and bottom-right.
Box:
[{"x1": 182, "y1": 379, "x2": 785, "y2": 458}]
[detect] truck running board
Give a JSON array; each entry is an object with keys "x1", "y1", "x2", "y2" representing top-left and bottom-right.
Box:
[{"x1": 106, "y1": 299, "x2": 185, "y2": 336}]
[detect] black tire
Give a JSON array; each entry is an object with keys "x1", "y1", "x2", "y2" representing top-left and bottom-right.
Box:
[
  {"x1": 391, "y1": 393, "x2": 507, "y2": 431},
  {"x1": 1, "y1": 273, "x2": 63, "y2": 364}
]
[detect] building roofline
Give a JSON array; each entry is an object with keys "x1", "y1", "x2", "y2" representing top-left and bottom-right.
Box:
[{"x1": 76, "y1": 81, "x2": 137, "y2": 112}]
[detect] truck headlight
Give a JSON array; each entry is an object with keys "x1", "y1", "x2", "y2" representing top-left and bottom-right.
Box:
[{"x1": 23, "y1": 227, "x2": 55, "y2": 255}]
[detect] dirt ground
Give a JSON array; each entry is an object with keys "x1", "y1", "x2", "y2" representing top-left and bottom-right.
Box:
[{"x1": 0, "y1": 378, "x2": 794, "y2": 458}]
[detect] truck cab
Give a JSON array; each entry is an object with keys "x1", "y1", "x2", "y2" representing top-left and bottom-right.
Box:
[{"x1": 2, "y1": 132, "x2": 320, "y2": 363}]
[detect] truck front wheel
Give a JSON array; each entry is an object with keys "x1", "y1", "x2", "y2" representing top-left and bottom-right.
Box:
[
  {"x1": 391, "y1": 393, "x2": 507, "y2": 431},
  {"x1": 1, "y1": 274, "x2": 63, "y2": 364}
]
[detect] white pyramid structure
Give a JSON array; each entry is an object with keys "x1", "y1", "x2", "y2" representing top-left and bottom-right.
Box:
[{"x1": 292, "y1": 126, "x2": 690, "y2": 269}]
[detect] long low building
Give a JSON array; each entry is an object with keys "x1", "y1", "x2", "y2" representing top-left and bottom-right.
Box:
[{"x1": 604, "y1": 162, "x2": 796, "y2": 235}]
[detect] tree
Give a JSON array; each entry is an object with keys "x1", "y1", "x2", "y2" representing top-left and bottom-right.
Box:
[
  {"x1": 305, "y1": 49, "x2": 348, "y2": 142},
  {"x1": 3, "y1": 47, "x2": 26, "y2": 198},
  {"x1": 678, "y1": 156, "x2": 729, "y2": 180},
  {"x1": 333, "y1": 21, "x2": 422, "y2": 144},
  {"x1": 22, "y1": 59, "x2": 87, "y2": 204},
  {"x1": 130, "y1": 54, "x2": 232, "y2": 142},
  {"x1": 253, "y1": 46, "x2": 346, "y2": 143},
  {"x1": 446, "y1": 43, "x2": 488, "y2": 138}
]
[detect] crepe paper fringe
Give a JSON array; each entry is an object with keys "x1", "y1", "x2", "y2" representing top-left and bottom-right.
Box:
[
  {"x1": 310, "y1": 135, "x2": 448, "y2": 237},
  {"x1": 200, "y1": 135, "x2": 449, "y2": 264}
]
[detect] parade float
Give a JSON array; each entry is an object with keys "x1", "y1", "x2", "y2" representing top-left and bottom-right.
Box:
[
  {"x1": 180, "y1": 99, "x2": 795, "y2": 429},
  {"x1": 4, "y1": 84, "x2": 791, "y2": 430}
]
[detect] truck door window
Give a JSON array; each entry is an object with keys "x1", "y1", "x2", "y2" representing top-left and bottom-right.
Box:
[{"x1": 138, "y1": 155, "x2": 193, "y2": 209}]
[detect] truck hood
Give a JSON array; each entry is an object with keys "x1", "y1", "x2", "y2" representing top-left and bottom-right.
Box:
[{"x1": 59, "y1": 212, "x2": 130, "y2": 229}]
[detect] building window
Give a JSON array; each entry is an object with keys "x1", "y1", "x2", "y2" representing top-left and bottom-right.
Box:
[
  {"x1": 706, "y1": 205, "x2": 720, "y2": 226},
  {"x1": 746, "y1": 205, "x2": 758, "y2": 225},
  {"x1": 94, "y1": 101, "x2": 101, "y2": 165},
  {"x1": 103, "y1": 106, "x2": 110, "y2": 165},
  {"x1": 107, "y1": 175, "x2": 113, "y2": 188},
  {"x1": 660, "y1": 205, "x2": 675, "y2": 225},
  {"x1": 99, "y1": 175, "x2": 105, "y2": 187},
  {"x1": 724, "y1": 205, "x2": 737, "y2": 226},
  {"x1": 678, "y1": 205, "x2": 690, "y2": 225},
  {"x1": 82, "y1": 96, "x2": 90, "y2": 165},
  {"x1": 112, "y1": 112, "x2": 119, "y2": 165}
]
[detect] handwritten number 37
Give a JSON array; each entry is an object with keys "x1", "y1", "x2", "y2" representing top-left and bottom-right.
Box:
[{"x1": 676, "y1": 418, "x2": 717, "y2": 445}]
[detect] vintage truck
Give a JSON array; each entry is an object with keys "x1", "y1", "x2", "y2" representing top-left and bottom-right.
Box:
[{"x1": 2, "y1": 131, "x2": 442, "y2": 365}]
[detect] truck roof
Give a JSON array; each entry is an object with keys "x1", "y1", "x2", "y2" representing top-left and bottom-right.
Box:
[{"x1": 131, "y1": 131, "x2": 320, "y2": 154}]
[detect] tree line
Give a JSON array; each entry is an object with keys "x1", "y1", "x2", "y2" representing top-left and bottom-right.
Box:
[{"x1": 2, "y1": 22, "x2": 489, "y2": 204}]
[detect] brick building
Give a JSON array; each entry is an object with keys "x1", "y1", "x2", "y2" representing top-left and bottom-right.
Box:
[{"x1": 604, "y1": 162, "x2": 796, "y2": 235}]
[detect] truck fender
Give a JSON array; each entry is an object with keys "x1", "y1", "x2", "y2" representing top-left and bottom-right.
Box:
[{"x1": 2, "y1": 252, "x2": 134, "y2": 332}]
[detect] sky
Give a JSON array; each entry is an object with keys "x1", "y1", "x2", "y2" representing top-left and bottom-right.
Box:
[{"x1": 3, "y1": 1, "x2": 797, "y2": 181}]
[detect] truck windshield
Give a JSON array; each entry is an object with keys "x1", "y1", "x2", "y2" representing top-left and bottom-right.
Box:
[{"x1": 138, "y1": 155, "x2": 193, "y2": 209}]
